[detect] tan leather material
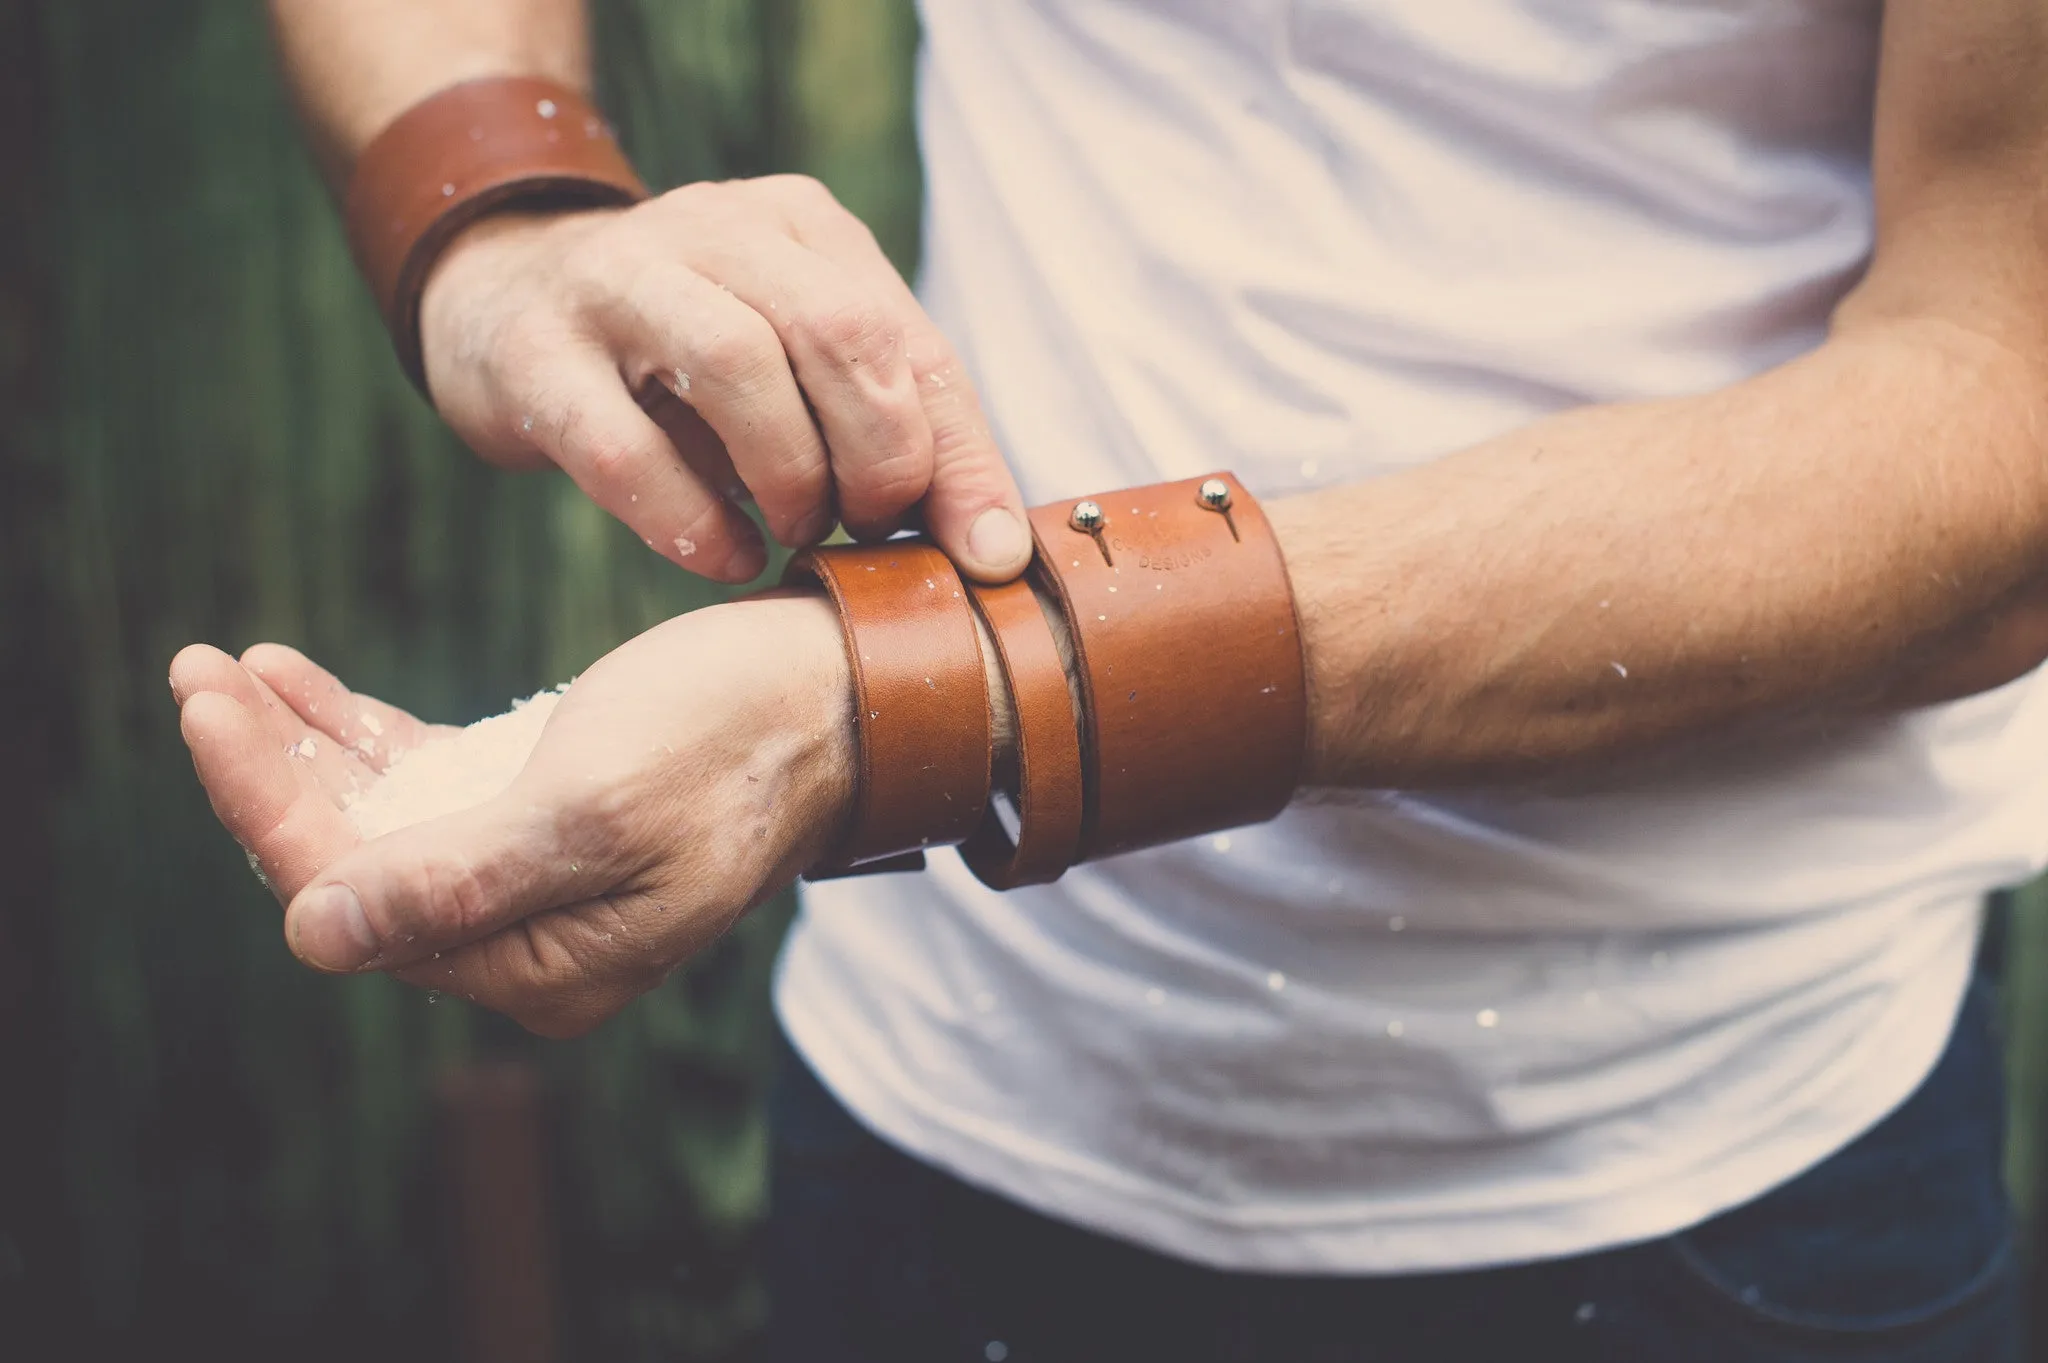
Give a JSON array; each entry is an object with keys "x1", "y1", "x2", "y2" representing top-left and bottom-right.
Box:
[
  {"x1": 785, "y1": 542, "x2": 994, "y2": 876},
  {"x1": 344, "y1": 77, "x2": 648, "y2": 393},
  {"x1": 1027, "y1": 473, "x2": 1307, "y2": 860},
  {"x1": 959, "y1": 578, "x2": 1086, "y2": 889}
]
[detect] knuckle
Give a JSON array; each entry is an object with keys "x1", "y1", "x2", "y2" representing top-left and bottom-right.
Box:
[
  {"x1": 583, "y1": 439, "x2": 645, "y2": 487},
  {"x1": 846, "y1": 441, "x2": 933, "y2": 513},
  {"x1": 914, "y1": 344, "x2": 968, "y2": 395},
  {"x1": 414, "y1": 853, "x2": 495, "y2": 941},
  {"x1": 675, "y1": 500, "x2": 734, "y2": 558},
  {"x1": 869, "y1": 373, "x2": 927, "y2": 430},
  {"x1": 933, "y1": 457, "x2": 1014, "y2": 511},
  {"x1": 794, "y1": 301, "x2": 892, "y2": 362},
  {"x1": 753, "y1": 453, "x2": 829, "y2": 521},
  {"x1": 505, "y1": 917, "x2": 585, "y2": 995},
  {"x1": 695, "y1": 314, "x2": 781, "y2": 383}
]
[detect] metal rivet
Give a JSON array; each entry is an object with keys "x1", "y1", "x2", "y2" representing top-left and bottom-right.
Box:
[
  {"x1": 1197, "y1": 479, "x2": 1240, "y2": 541},
  {"x1": 1070, "y1": 500, "x2": 1113, "y2": 565}
]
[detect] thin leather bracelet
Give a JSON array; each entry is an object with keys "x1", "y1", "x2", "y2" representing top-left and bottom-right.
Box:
[
  {"x1": 344, "y1": 76, "x2": 648, "y2": 395},
  {"x1": 785, "y1": 542, "x2": 994, "y2": 877},
  {"x1": 959, "y1": 578, "x2": 1086, "y2": 889},
  {"x1": 1027, "y1": 473, "x2": 1307, "y2": 860}
]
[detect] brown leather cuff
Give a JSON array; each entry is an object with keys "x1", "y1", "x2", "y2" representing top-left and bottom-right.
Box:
[
  {"x1": 1027, "y1": 473, "x2": 1306, "y2": 861},
  {"x1": 785, "y1": 542, "x2": 993, "y2": 877},
  {"x1": 959, "y1": 578, "x2": 1086, "y2": 889},
  {"x1": 787, "y1": 475, "x2": 1302, "y2": 889},
  {"x1": 344, "y1": 76, "x2": 648, "y2": 395}
]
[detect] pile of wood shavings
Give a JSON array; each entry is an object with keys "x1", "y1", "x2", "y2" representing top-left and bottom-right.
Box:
[{"x1": 342, "y1": 687, "x2": 566, "y2": 839}]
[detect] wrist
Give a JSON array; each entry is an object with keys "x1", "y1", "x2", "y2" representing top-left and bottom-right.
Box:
[
  {"x1": 343, "y1": 76, "x2": 646, "y2": 394},
  {"x1": 717, "y1": 592, "x2": 861, "y2": 865}
]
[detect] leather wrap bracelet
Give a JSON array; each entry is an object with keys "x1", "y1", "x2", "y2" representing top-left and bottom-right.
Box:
[
  {"x1": 785, "y1": 542, "x2": 993, "y2": 877},
  {"x1": 794, "y1": 472, "x2": 1305, "y2": 888},
  {"x1": 344, "y1": 76, "x2": 648, "y2": 394},
  {"x1": 1027, "y1": 473, "x2": 1306, "y2": 860}
]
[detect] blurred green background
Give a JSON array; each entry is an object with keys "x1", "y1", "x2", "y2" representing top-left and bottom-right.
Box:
[
  {"x1": 6, "y1": 0, "x2": 2048, "y2": 1358},
  {"x1": 0, "y1": 0, "x2": 918, "y2": 1357}
]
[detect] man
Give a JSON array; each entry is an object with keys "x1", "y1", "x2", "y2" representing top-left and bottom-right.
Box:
[{"x1": 171, "y1": 0, "x2": 2048, "y2": 1356}]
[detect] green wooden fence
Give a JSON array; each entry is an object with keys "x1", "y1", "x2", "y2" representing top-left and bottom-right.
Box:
[{"x1": 7, "y1": 0, "x2": 2048, "y2": 1357}]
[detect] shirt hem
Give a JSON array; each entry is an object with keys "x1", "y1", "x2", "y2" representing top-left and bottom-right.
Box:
[{"x1": 772, "y1": 932, "x2": 1972, "y2": 1275}]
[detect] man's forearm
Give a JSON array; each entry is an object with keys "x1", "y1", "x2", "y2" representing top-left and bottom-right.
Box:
[
  {"x1": 1272, "y1": 318, "x2": 2048, "y2": 790},
  {"x1": 267, "y1": 0, "x2": 592, "y2": 188}
]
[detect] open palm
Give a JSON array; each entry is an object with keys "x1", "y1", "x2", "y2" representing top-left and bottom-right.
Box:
[{"x1": 168, "y1": 595, "x2": 854, "y2": 1035}]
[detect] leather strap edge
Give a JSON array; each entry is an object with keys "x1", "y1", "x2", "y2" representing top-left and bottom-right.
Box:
[
  {"x1": 959, "y1": 577, "x2": 1086, "y2": 890},
  {"x1": 343, "y1": 76, "x2": 649, "y2": 395}
]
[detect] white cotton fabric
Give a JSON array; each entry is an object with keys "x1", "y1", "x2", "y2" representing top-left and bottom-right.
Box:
[{"x1": 776, "y1": 0, "x2": 2048, "y2": 1272}]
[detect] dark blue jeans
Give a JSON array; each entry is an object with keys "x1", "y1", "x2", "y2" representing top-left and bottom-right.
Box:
[{"x1": 767, "y1": 981, "x2": 2021, "y2": 1362}]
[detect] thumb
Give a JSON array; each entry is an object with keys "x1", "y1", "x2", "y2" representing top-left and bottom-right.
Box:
[
  {"x1": 283, "y1": 791, "x2": 615, "y2": 973},
  {"x1": 913, "y1": 336, "x2": 1032, "y2": 583}
]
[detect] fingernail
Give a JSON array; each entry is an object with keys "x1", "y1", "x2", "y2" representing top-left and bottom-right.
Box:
[
  {"x1": 292, "y1": 884, "x2": 378, "y2": 972},
  {"x1": 967, "y1": 508, "x2": 1029, "y2": 571}
]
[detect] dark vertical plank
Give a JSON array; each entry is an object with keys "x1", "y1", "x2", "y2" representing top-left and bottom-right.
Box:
[
  {"x1": 438, "y1": 1065, "x2": 559, "y2": 1363},
  {"x1": 0, "y1": 0, "x2": 76, "y2": 1352}
]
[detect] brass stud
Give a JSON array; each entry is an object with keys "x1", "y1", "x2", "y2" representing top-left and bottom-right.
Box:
[
  {"x1": 1197, "y1": 478, "x2": 1240, "y2": 541},
  {"x1": 1070, "y1": 500, "x2": 1113, "y2": 566}
]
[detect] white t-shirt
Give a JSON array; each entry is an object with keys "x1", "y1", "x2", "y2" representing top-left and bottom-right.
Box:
[{"x1": 776, "y1": 0, "x2": 2048, "y2": 1272}]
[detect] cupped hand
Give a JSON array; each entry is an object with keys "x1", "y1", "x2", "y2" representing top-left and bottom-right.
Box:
[
  {"x1": 418, "y1": 174, "x2": 1031, "y2": 584},
  {"x1": 168, "y1": 594, "x2": 855, "y2": 1037}
]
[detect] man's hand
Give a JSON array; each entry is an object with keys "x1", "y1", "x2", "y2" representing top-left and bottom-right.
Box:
[
  {"x1": 419, "y1": 175, "x2": 1033, "y2": 584},
  {"x1": 168, "y1": 594, "x2": 855, "y2": 1037}
]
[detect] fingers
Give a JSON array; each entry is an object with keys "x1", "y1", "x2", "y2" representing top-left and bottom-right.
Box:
[
  {"x1": 428, "y1": 182, "x2": 1024, "y2": 578},
  {"x1": 757, "y1": 177, "x2": 1031, "y2": 580},
  {"x1": 385, "y1": 889, "x2": 714, "y2": 1039},
  {"x1": 662, "y1": 227, "x2": 936, "y2": 543},
  {"x1": 527, "y1": 350, "x2": 768, "y2": 581},
  {"x1": 280, "y1": 787, "x2": 618, "y2": 974},
  {"x1": 180, "y1": 685, "x2": 663, "y2": 1036},
  {"x1": 171, "y1": 644, "x2": 364, "y2": 799},
  {"x1": 598, "y1": 255, "x2": 836, "y2": 548},
  {"x1": 241, "y1": 642, "x2": 444, "y2": 770},
  {"x1": 179, "y1": 690, "x2": 361, "y2": 903},
  {"x1": 634, "y1": 380, "x2": 745, "y2": 505}
]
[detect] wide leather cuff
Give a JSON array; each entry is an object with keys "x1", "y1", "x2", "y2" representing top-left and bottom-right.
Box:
[
  {"x1": 1026, "y1": 473, "x2": 1306, "y2": 862},
  {"x1": 792, "y1": 473, "x2": 1305, "y2": 887},
  {"x1": 343, "y1": 76, "x2": 648, "y2": 396}
]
